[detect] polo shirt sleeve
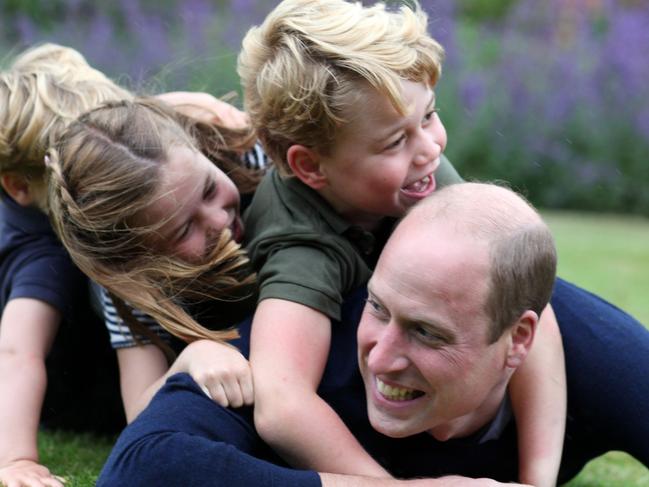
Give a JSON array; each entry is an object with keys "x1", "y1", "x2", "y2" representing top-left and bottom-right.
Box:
[
  {"x1": 436, "y1": 153, "x2": 464, "y2": 186},
  {"x1": 8, "y1": 252, "x2": 83, "y2": 314},
  {"x1": 255, "y1": 243, "x2": 356, "y2": 321}
]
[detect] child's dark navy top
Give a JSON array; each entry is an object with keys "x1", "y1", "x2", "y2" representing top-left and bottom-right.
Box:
[{"x1": 0, "y1": 189, "x2": 85, "y2": 316}]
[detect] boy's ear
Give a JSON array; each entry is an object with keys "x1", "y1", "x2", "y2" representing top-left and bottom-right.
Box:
[
  {"x1": 286, "y1": 145, "x2": 328, "y2": 190},
  {"x1": 1, "y1": 173, "x2": 34, "y2": 207},
  {"x1": 505, "y1": 310, "x2": 538, "y2": 369}
]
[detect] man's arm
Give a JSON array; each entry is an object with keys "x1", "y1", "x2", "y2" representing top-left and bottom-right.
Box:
[
  {"x1": 321, "y1": 474, "x2": 532, "y2": 486},
  {"x1": 251, "y1": 298, "x2": 390, "y2": 477},
  {"x1": 118, "y1": 340, "x2": 254, "y2": 423},
  {"x1": 509, "y1": 304, "x2": 566, "y2": 487},
  {"x1": 0, "y1": 298, "x2": 64, "y2": 487}
]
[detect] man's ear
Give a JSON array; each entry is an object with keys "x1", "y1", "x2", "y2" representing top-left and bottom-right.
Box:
[
  {"x1": 505, "y1": 310, "x2": 538, "y2": 369},
  {"x1": 286, "y1": 145, "x2": 328, "y2": 190},
  {"x1": 1, "y1": 173, "x2": 34, "y2": 207}
]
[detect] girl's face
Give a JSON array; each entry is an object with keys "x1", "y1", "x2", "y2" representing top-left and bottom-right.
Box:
[{"x1": 138, "y1": 145, "x2": 243, "y2": 263}]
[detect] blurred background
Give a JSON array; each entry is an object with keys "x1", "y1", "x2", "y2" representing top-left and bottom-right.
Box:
[
  {"x1": 2, "y1": 2, "x2": 648, "y2": 484},
  {"x1": 2, "y1": 0, "x2": 648, "y2": 217}
]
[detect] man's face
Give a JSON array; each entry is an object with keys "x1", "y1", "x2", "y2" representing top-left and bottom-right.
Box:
[{"x1": 357, "y1": 218, "x2": 514, "y2": 440}]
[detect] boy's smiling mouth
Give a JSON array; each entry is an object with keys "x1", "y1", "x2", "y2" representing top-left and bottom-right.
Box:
[{"x1": 400, "y1": 172, "x2": 436, "y2": 200}]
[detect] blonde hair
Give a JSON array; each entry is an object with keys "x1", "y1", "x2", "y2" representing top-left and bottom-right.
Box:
[
  {"x1": 47, "y1": 99, "x2": 258, "y2": 348},
  {"x1": 238, "y1": 0, "x2": 444, "y2": 174},
  {"x1": 0, "y1": 43, "x2": 132, "y2": 179}
]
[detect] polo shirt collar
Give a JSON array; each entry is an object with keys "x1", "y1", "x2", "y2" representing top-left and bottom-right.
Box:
[{"x1": 282, "y1": 173, "x2": 382, "y2": 257}]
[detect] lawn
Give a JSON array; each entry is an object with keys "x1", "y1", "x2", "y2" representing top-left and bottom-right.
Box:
[{"x1": 37, "y1": 211, "x2": 649, "y2": 486}]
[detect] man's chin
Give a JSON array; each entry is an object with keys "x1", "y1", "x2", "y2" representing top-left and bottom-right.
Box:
[{"x1": 367, "y1": 407, "x2": 421, "y2": 439}]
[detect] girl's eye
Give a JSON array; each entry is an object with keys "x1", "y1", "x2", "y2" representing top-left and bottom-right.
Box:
[
  {"x1": 204, "y1": 179, "x2": 217, "y2": 201},
  {"x1": 177, "y1": 221, "x2": 192, "y2": 242},
  {"x1": 385, "y1": 134, "x2": 406, "y2": 151}
]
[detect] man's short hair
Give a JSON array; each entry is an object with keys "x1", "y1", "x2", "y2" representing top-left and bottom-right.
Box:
[{"x1": 412, "y1": 182, "x2": 557, "y2": 342}]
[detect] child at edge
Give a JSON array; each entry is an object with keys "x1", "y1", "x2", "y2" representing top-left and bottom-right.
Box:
[
  {"x1": 0, "y1": 44, "x2": 255, "y2": 487},
  {"x1": 238, "y1": 2, "x2": 566, "y2": 487}
]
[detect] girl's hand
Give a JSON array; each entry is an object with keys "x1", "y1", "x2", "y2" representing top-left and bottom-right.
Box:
[
  {"x1": 176, "y1": 340, "x2": 253, "y2": 408},
  {"x1": 0, "y1": 459, "x2": 65, "y2": 487},
  {"x1": 156, "y1": 91, "x2": 249, "y2": 130}
]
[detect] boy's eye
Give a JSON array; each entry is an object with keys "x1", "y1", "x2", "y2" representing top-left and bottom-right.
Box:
[{"x1": 423, "y1": 108, "x2": 439, "y2": 124}]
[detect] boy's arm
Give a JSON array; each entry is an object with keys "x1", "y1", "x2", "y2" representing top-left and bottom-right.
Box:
[
  {"x1": 0, "y1": 298, "x2": 65, "y2": 487},
  {"x1": 509, "y1": 304, "x2": 566, "y2": 487},
  {"x1": 251, "y1": 298, "x2": 390, "y2": 477}
]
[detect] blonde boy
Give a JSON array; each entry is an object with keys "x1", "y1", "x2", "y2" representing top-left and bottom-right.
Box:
[
  {"x1": 239, "y1": 1, "x2": 565, "y2": 486},
  {"x1": 0, "y1": 43, "x2": 133, "y2": 487}
]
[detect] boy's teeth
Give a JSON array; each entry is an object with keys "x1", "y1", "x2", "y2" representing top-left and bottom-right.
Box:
[
  {"x1": 403, "y1": 175, "x2": 430, "y2": 193},
  {"x1": 376, "y1": 378, "x2": 420, "y2": 401}
]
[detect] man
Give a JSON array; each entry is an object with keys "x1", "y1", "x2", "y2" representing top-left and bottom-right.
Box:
[
  {"x1": 98, "y1": 183, "x2": 649, "y2": 486},
  {"x1": 354, "y1": 182, "x2": 648, "y2": 483}
]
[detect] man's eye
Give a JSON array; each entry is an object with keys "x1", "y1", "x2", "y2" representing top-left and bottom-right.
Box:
[
  {"x1": 413, "y1": 326, "x2": 446, "y2": 346},
  {"x1": 366, "y1": 297, "x2": 386, "y2": 315}
]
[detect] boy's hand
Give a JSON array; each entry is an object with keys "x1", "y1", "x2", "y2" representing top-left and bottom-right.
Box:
[
  {"x1": 176, "y1": 340, "x2": 254, "y2": 408},
  {"x1": 0, "y1": 459, "x2": 65, "y2": 487}
]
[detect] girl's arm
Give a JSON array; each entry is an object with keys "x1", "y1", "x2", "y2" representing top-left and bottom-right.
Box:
[
  {"x1": 251, "y1": 298, "x2": 390, "y2": 477},
  {"x1": 0, "y1": 298, "x2": 65, "y2": 487},
  {"x1": 118, "y1": 340, "x2": 254, "y2": 423},
  {"x1": 509, "y1": 304, "x2": 566, "y2": 487},
  {"x1": 155, "y1": 91, "x2": 249, "y2": 129}
]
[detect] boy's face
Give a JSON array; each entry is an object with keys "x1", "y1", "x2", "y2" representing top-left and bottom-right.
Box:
[
  {"x1": 318, "y1": 80, "x2": 447, "y2": 229},
  {"x1": 136, "y1": 145, "x2": 242, "y2": 263}
]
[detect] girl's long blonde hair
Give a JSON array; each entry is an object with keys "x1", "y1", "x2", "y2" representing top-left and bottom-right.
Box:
[{"x1": 47, "y1": 98, "x2": 259, "y2": 351}]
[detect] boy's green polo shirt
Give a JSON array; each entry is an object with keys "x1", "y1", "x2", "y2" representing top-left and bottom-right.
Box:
[{"x1": 243, "y1": 155, "x2": 463, "y2": 321}]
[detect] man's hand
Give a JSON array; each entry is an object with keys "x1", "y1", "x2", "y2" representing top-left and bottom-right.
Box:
[
  {"x1": 321, "y1": 474, "x2": 532, "y2": 486},
  {"x1": 0, "y1": 459, "x2": 65, "y2": 487}
]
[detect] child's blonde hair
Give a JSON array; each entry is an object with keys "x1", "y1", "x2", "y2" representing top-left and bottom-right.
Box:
[
  {"x1": 47, "y1": 99, "x2": 258, "y2": 348},
  {"x1": 237, "y1": 0, "x2": 444, "y2": 175},
  {"x1": 0, "y1": 43, "x2": 132, "y2": 179}
]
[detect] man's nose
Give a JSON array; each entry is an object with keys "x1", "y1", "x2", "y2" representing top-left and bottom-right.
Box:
[{"x1": 367, "y1": 322, "x2": 410, "y2": 373}]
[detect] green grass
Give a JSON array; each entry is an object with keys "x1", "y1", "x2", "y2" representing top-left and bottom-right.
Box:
[
  {"x1": 38, "y1": 430, "x2": 115, "y2": 486},
  {"x1": 544, "y1": 211, "x2": 649, "y2": 326},
  {"x1": 37, "y1": 211, "x2": 649, "y2": 486},
  {"x1": 545, "y1": 210, "x2": 649, "y2": 487}
]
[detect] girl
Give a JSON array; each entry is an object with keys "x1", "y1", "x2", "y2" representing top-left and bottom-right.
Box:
[
  {"x1": 0, "y1": 43, "x2": 256, "y2": 487},
  {"x1": 46, "y1": 98, "x2": 264, "y2": 421}
]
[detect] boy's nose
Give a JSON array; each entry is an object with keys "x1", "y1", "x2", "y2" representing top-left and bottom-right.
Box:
[{"x1": 413, "y1": 131, "x2": 441, "y2": 166}]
